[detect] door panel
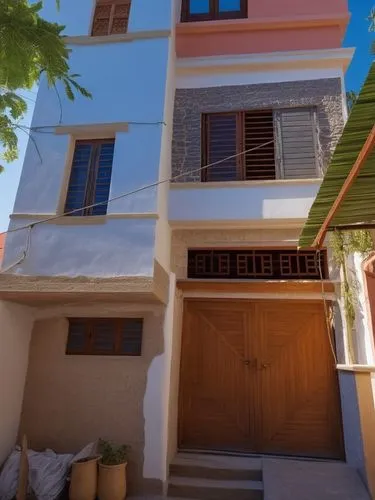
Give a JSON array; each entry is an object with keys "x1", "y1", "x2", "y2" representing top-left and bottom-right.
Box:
[
  {"x1": 179, "y1": 301, "x2": 257, "y2": 451},
  {"x1": 255, "y1": 301, "x2": 344, "y2": 458},
  {"x1": 179, "y1": 299, "x2": 344, "y2": 459}
]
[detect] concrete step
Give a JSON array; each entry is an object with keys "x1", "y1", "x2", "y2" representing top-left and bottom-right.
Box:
[
  {"x1": 167, "y1": 475, "x2": 264, "y2": 500},
  {"x1": 263, "y1": 458, "x2": 371, "y2": 500},
  {"x1": 170, "y1": 452, "x2": 262, "y2": 481}
]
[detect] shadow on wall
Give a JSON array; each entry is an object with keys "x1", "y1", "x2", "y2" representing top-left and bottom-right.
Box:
[{"x1": 0, "y1": 233, "x2": 5, "y2": 269}]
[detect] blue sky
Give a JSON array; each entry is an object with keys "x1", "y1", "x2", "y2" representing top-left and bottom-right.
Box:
[{"x1": 0, "y1": 0, "x2": 374, "y2": 232}]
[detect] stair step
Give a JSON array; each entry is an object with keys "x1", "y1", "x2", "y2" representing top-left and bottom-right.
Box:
[
  {"x1": 170, "y1": 453, "x2": 262, "y2": 481},
  {"x1": 168, "y1": 476, "x2": 264, "y2": 500}
]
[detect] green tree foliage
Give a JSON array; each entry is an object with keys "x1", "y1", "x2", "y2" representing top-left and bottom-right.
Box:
[
  {"x1": 346, "y1": 91, "x2": 358, "y2": 113},
  {"x1": 368, "y1": 5, "x2": 375, "y2": 53},
  {"x1": 0, "y1": 0, "x2": 91, "y2": 171}
]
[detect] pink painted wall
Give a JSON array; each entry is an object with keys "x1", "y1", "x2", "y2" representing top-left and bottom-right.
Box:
[
  {"x1": 246, "y1": 0, "x2": 348, "y2": 19},
  {"x1": 177, "y1": 25, "x2": 344, "y2": 58},
  {"x1": 176, "y1": 0, "x2": 349, "y2": 58}
]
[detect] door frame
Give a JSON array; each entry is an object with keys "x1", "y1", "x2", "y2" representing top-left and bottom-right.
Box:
[{"x1": 177, "y1": 292, "x2": 344, "y2": 458}]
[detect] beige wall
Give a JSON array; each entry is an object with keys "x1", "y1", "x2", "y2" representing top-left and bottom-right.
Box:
[
  {"x1": 171, "y1": 228, "x2": 302, "y2": 279},
  {"x1": 0, "y1": 301, "x2": 34, "y2": 465},
  {"x1": 19, "y1": 311, "x2": 165, "y2": 495},
  {"x1": 167, "y1": 286, "x2": 184, "y2": 466}
]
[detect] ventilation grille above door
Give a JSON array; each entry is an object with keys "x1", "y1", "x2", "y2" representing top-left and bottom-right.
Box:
[{"x1": 187, "y1": 249, "x2": 328, "y2": 280}]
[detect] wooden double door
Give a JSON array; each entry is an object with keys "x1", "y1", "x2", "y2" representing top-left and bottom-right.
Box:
[{"x1": 179, "y1": 299, "x2": 344, "y2": 459}]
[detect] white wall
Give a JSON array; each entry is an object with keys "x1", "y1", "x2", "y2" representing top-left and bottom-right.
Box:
[
  {"x1": 5, "y1": 0, "x2": 175, "y2": 278},
  {"x1": 3, "y1": 218, "x2": 156, "y2": 277},
  {"x1": 0, "y1": 302, "x2": 34, "y2": 465},
  {"x1": 169, "y1": 181, "x2": 321, "y2": 223}
]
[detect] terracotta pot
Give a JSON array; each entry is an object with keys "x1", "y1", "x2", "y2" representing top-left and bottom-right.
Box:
[
  {"x1": 69, "y1": 456, "x2": 98, "y2": 500},
  {"x1": 97, "y1": 461, "x2": 127, "y2": 500}
]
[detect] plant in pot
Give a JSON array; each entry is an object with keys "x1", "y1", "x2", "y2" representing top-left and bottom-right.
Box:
[
  {"x1": 97, "y1": 439, "x2": 129, "y2": 500},
  {"x1": 69, "y1": 455, "x2": 99, "y2": 500}
]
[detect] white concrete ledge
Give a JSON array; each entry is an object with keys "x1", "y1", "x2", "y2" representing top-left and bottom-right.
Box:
[
  {"x1": 54, "y1": 122, "x2": 129, "y2": 136},
  {"x1": 9, "y1": 213, "x2": 159, "y2": 224},
  {"x1": 337, "y1": 364, "x2": 375, "y2": 373},
  {"x1": 64, "y1": 30, "x2": 171, "y2": 46},
  {"x1": 170, "y1": 179, "x2": 322, "y2": 189}
]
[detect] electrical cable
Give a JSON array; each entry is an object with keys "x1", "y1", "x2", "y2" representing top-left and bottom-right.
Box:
[
  {"x1": 316, "y1": 249, "x2": 338, "y2": 365},
  {"x1": 0, "y1": 140, "x2": 274, "y2": 239},
  {"x1": 0, "y1": 226, "x2": 32, "y2": 275}
]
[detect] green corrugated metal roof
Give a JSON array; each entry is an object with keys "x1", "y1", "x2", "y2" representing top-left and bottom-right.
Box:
[{"x1": 299, "y1": 62, "x2": 375, "y2": 248}]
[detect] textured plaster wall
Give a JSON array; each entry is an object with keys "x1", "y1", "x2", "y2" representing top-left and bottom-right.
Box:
[
  {"x1": 5, "y1": 36, "x2": 171, "y2": 277},
  {"x1": 166, "y1": 284, "x2": 184, "y2": 466},
  {"x1": 19, "y1": 310, "x2": 165, "y2": 495},
  {"x1": 3, "y1": 218, "x2": 156, "y2": 278},
  {"x1": 172, "y1": 78, "x2": 344, "y2": 182},
  {"x1": 0, "y1": 302, "x2": 33, "y2": 465},
  {"x1": 171, "y1": 228, "x2": 301, "y2": 279}
]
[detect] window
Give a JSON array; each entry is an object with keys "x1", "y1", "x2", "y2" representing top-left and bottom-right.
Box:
[
  {"x1": 64, "y1": 139, "x2": 114, "y2": 216},
  {"x1": 188, "y1": 249, "x2": 328, "y2": 280},
  {"x1": 202, "y1": 108, "x2": 318, "y2": 182},
  {"x1": 66, "y1": 318, "x2": 144, "y2": 356},
  {"x1": 92, "y1": 0, "x2": 131, "y2": 36},
  {"x1": 181, "y1": 0, "x2": 247, "y2": 22}
]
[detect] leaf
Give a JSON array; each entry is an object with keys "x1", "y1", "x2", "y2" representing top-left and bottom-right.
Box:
[
  {"x1": 67, "y1": 77, "x2": 92, "y2": 99},
  {"x1": 62, "y1": 79, "x2": 74, "y2": 101},
  {"x1": 0, "y1": 0, "x2": 91, "y2": 170}
]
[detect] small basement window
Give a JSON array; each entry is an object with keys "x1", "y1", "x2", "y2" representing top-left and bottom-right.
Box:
[
  {"x1": 66, "y1": 318, "x2": 143, "y2": 356},
  {"x1": 181, "y1": 0, "x2": 247, "y2": 22}
]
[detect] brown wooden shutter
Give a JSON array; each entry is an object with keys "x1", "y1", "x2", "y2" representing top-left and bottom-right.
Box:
[
  {"x1": 275, "y1": 108, "x2": 319, "y2": 179},
  {"x1": 66, "y1": 319, "x2": 89, "y2": 354},
  {"x1": 92, "y1": 0, "x2": 131, "y2": 36},
  {"x1": 110, "y1": 1, "x2": 131, "y2": 34},
  {"x1": 243, "y1": 110, "x2": 276, "y2": 180},
  {"x1": 120, "y1": 319, "x2": 143, "y2": 356},
  {"x1": 92, "y1": 320, "x2": 116, "y2": 354},
  {"x1": 203, "y1": 113, "x2": 239, "y2": 182}
]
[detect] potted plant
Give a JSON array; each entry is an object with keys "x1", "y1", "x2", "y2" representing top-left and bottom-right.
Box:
[
  {"x1": 97, "y1": 439, "x2": 129, "y2": 500},
  {"x1": 69, "y1": 456, "x2": 99, "y2": 500}
]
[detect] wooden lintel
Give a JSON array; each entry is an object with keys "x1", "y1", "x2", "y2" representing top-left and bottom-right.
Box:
[{"x1": 177, "y1": 280, "x2": 335, "y2": 294}]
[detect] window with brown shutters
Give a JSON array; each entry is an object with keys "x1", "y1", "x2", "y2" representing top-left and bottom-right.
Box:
[
  {"x1": 66, "y1": 318, "x2": 143, "y2": 356},
  {"x1": 92, "y1": 0, "x2": 131, "y2": 36},
  {"x1": 64, "y1": 139, "x2": 114, "y2": 216},
  {"x1": 202, "y1": 108, "x2": 319, "y2": 182},
  {"x1": 202, "y1": 110, "x2": 276, "y2": 182},
  {"x1": 181, "y1": 0, "x2": 247, "y2": 22}
]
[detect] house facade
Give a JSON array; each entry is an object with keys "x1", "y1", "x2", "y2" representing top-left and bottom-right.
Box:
[{"x1": 2, "y1": 0, "x2": 375, "y2": 496}]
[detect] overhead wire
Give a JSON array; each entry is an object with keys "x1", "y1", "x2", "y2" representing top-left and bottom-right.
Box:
[
  {"x1": 0, "y1": 139, "x2": 274, "y2": 240},
  {"x1": 0, "y1": 226, "x2": 33, "y2": 274}
]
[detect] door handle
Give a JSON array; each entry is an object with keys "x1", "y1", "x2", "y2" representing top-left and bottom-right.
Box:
[
  {"x1": 243, "y1": 359, "x2": 258, "y2": 369},
  {"x1": 261, "y1": 363, "x2": 270, "y2": 370}
]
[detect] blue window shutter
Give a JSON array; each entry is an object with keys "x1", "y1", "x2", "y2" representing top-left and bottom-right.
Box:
[
  {"x1": 64, "y1": 143, "x2": 93, "y2": 216},
  {"x1": 64, "y1": 140, "x2": 114, "y2": 216},
  {"x1": 92, "y1": 142, "x2": 115, "y2": 216}
]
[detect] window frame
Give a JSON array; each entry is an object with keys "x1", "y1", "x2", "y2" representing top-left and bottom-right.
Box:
[
  {"x1": 66, "y1": 318, "x2": 144, "y2": 356},
  {"x1": 91, "y1": 0, "x2": 131, "y2": 37},
  {"x1": 64, "y1": 138, "x2": 115, "y2": 217},
  {"x1": 181, "y1": 0, "x2": 247, "y2": 22}
]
